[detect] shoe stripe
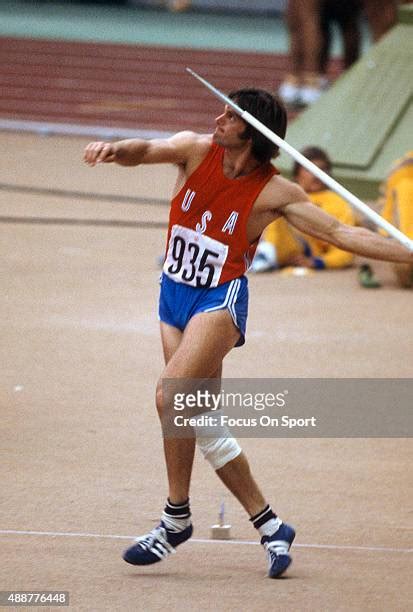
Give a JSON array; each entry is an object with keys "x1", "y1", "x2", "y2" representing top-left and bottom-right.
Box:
[
  {"x1": 151, "y1": 546, "x2": 166, "y2": 560},
  {"x1": 265, "y1": 539, "x2": 291, "y2": 555},
  {"x1": 126, "y1": 524, "x2": 192, "y2": 565}
]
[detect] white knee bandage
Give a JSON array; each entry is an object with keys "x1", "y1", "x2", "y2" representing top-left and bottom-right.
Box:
[{"x1": 196, "y1": 433, "x2": 242, "y2": 470}]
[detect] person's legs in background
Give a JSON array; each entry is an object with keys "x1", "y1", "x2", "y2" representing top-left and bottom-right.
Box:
[
  {"x1": 278, "y1": 0, "x2": 305, "y2": 105},
  {"x1": 279, "y1": 0, "x2": 328, "y2": 106},
  {"x1": 320, "y1": 0, "x2": 362, "y2": 73},
  {"x1": 362, "y1": 0, "x2": 398, "y2": 42}
]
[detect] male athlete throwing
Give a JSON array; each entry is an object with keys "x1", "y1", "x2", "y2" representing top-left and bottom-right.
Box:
[{"x1": 84, "y1": 89, "x2": 413, "y2": 578}]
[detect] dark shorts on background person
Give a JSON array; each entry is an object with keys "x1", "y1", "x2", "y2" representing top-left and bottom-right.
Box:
[{"x1": 159, "y1": 273, "x2": 249, "y2": 346}]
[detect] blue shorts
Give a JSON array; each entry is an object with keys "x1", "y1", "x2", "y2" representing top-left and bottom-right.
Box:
[{"x1": 159, "y1": 273, "x2": 249, "y2": 347}]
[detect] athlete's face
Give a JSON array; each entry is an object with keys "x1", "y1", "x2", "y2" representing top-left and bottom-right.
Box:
[{"x1": 213, "y1": 105, "x2": 248, "y2": 148}]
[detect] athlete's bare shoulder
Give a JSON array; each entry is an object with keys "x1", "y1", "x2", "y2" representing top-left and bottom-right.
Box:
[
  {"x1": 169, "y1": 132, "x2": 213, "y2": 196},
  {"x1": 257, "y1": 172, "x2": 307, "y2": 212},
  {"x1": 248, "y1": 172, "x2": 309, "y2": 241},
  {"x1": 171, "y1": 132, "x2": 213, "y2": 176},
  {"x1": 169, "y1": 131, "x2": 212, "y2": 165}
]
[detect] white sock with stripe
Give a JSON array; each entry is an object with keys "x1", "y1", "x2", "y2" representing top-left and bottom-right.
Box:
[
  {"x1": 250, "y1": 505, "x2": 282, "y2": 538},
  {"x1": 161, "y1": 498, "x2": 192, "y2": 532}
]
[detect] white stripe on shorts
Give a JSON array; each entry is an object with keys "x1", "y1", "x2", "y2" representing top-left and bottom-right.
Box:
[
  {"x1": 228, "y1": 278, "x2": 241, "y2": 326},
  {"x1": 204, "y1": 278, "x2": 241, "y2": 329}
]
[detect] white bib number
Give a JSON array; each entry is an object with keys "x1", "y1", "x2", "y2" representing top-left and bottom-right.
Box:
[{"x1": 164, "y1": 225, "x2": 228, "y2": 288}]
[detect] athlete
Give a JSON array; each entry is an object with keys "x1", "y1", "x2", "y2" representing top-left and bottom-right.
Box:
[{"x1": 83, "y1": 88, "x2": 413, "y2": 578}]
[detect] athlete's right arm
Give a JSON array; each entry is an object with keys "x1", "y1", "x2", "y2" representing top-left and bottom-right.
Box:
[{"x1": 83, "y1": 131, "x2": 204, "y2": 167}]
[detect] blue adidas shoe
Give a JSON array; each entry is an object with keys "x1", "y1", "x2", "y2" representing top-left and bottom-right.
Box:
[
  {"x1": 261, "y1": 523, "x2": 295, "y2": 578},
  {"x1": 122, "y1": 521, "x2": 193, "y2": 565}
]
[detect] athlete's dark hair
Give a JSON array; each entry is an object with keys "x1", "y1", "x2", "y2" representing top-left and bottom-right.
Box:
[
  {"x1": 292, "y1": 146, "x2": 332, "y2": 178},
  {"x1": 228, "y1": 88, "x2": 287, "y2": 164}
]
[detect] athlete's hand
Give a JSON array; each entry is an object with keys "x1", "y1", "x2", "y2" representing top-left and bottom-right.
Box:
[{"x1": 83, "y1": 141, "x2": 117, "y2": 166}]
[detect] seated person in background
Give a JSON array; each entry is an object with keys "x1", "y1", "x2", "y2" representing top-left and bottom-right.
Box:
[
  {"x1": 252, "y1": 146, "x2": 355, "y2": 272},
  {"x1": 380, "y1": 150, "x2": 413, "y2": 288}
]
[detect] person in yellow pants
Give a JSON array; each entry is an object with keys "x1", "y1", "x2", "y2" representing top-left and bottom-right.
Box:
[
  {"x1": 252, "y1": 146, "x2": 355, "y2": 272},
  {"x1": 380, "y1": 151, "x2": 413, "y2": 288}
]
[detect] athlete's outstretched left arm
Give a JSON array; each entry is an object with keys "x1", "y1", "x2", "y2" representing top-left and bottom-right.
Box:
[{"x1": 282, "y1": 192, "x2": 413, "y2": 264}]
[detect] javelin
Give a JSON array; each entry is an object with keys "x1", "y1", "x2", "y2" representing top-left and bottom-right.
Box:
[{"x1": 186, "y1": 67, "x2": 413, "y2": 252}]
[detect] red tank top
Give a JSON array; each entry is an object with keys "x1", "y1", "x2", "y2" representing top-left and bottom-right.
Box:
[{"x1": 163, "y1": 143, "x2": 277, "y2": 287}]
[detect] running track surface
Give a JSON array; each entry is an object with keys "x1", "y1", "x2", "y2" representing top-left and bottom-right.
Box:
[
  {"x1": 0, "y1": 36, "x2": 341, "y2": 133},
  {"x1": 1, "y1": 129, "x2": 411, "y2": 612}
]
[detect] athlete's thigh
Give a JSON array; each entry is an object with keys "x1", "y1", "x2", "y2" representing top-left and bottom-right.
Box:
[
  {"x1": 160, "y1": 320, "x2": 224, "y2": 379},
  {"x1": 162, "y1": 309, "x2": 238, "y2": 380},
  {"x1": 160, "y1": 322, "x2": 183, "y2": 365}
]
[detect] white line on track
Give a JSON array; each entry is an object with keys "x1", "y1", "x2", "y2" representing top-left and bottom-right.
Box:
[
  {"x1": 1, "y1": 529, "x2": 411, "y2": 554},
  {"x1": 0, "y1": 119, "x2": 173, "y2": 140}
]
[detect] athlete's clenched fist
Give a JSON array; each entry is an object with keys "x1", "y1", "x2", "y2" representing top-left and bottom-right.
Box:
[{"x1": 83, "y1": 141, "x2": 117, "y2": 166}]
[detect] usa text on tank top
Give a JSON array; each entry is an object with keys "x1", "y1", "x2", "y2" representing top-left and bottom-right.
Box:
[{"x1": 163, "y1": 143, "x2": 277, "y2": 288}]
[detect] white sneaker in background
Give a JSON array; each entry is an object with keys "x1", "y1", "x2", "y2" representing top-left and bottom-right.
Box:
[
  {"x1": 167, "y1": 0, "x2": 191, "y2": 11},
  {"x1": 278, "y1": 76, "x2": 302, "y2": 106},
  {"x1": 251, "y1": 241, "x2": 277, "y2": 273},
  {"x1": 299, "y1": 76, "x2": 329, "y2": 106}
]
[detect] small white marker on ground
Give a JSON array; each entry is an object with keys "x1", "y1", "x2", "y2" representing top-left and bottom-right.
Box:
[{"x1": 210, "y1": 501, "x2": 232, "y2": 540}]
